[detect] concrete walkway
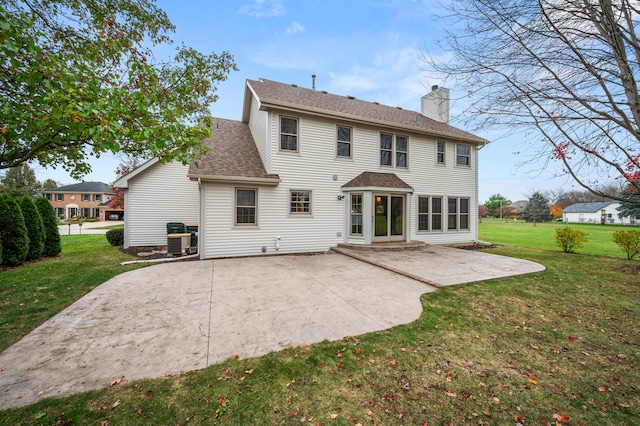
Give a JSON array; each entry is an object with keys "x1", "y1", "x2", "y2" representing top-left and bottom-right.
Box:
[
  {"x1": 58, "y1": 221, "x2": 123, "y2": 236},
  {"x1": 0, "y1": 248, "x2": 544, "y2": 410}
]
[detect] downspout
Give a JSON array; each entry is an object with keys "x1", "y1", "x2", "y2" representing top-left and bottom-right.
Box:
[{"x1": 198, "y1": 177, "x2": 203, "y2": 260}]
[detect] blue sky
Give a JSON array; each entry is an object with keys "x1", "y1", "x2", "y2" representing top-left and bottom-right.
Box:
[{"x1": 32, "y1": 0, "x2": 579, "y2": 203}]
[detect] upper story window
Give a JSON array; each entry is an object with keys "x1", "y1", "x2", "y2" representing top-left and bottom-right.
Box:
[
  {"x1": 456, "y1": 143, "x2": 471, "y2": 166},
  {"x1": 45, "y1": 194, "x2": 52, "y2": 201},
  {"x1": 290, "y1": 190, "x2": 311, "y2": 215},
  {"x1": 336, "y1": 126, "x2": 352, "y2": 158},
  {"x1": 235, "y1": 188, "x2": 257, "y2": 226},
  {"x1": 54, "y1": 193, "x2": 64, "y2": 201},
  {"x1": 280, "y1": 116, "x2": 298, "y2": 152},
  {"x1": 380, "y1": 133, "x2": 408, "y2": 168},
  {"x1": 81, "y1": 194, "x2": 91, "y2": 201},
  {"x1": 94, "y1": 194, "x2": 102, "y2": 202},
  {"x1": 436, "y1": 140, "x2": 446, "y2": 164}
]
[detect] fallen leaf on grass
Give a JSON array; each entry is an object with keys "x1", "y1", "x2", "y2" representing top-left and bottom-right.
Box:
[
  {"x1": 111, "y1": 400, "x2": 121, "y2": 409},
  {"x1": 599, "y1": 386, "x2": 606, "y2": 392},
  {"x1": 444, "y1": 391, "x2": 456, "y2": 397},
  {"x1": 330, "y1": 413, "x2": 338, "y2": 419},
  {"x1": 109, "y1": 379, "x2": 121, "y2": 387},
  {"x1": 234, "y1": 353, "x2": 240, "y2": 359},
  {"x1": 552, "y1": 413, "x2": 569, "y2": 422}
]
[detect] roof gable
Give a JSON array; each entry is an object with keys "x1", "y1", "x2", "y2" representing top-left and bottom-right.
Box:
[
  {"x1": 245, "y1": 78, "x2": 487, "y2": 144},
  {"x1": 188, "y1": 118, "x2": 279, "y2": 184},
  {"x1": 342, "y1": 172, "x2": 413, "y2": 191}
]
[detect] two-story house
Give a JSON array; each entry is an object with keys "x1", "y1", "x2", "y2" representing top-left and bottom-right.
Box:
[
  {"x1": 114, "y1": 78, "x2": 488, "y2": 258},
  {"x1": 41, "y1": 182, "x2": 115, "y2": 221}
]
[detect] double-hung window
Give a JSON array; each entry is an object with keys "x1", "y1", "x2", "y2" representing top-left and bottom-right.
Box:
[
  {"x1": 350, "y1": 194, "x2": 363, "y2": 235},
  {"x1": 447, "y1": 197, "x2": 470, "y2": 231},
  {"x1": 45, "y1": 194, "x2": 52, "y2": 201},
  {"x1": 235, "y1": 188, "x2": 257, "y2": 225},
  {"x1": 456, "y1": 143, "x2": 471, "y2": 166},
  {"x1": 280, "y1": 116, "x2": 298, "y2": 152},
  {"x1": 290, "y1": 190, "x2": 311, "y2": 214},
  {"x1": 418, "y1": 196, "x2": 443, "y2": 232},
  {"x1": 336, "y1": 126, "x2": 352, "y2": 158},
  {"x1": 55, "y1": 193, "x2": 64, "y2": 201},
  {"x1": 94, "y1": 194, "x2": 102, "y2": 202},
  {"x1": 380, "y1": 133, "x2": 408, "y2": 168},
  {"x1": 436, "y1": 140, "x2": 446, "y2": 164},
  {"x1": 81, "y1": 194, "x2": 90, "y2": 202}
]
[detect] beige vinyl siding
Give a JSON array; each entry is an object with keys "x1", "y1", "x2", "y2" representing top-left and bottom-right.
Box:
[
  {"x1": 247, "y1": 92, "x2": 271, "y2": 173},
  {"x1": 126, "y1": 161, "x2": 198, "y2": 247}
]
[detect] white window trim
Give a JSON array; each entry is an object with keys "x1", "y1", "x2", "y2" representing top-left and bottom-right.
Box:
[
  {"x1": 350, "y1": 193, "x2": 364, "y2": 236},
  {"x1": 417, "y1": 195, "x2": 444, "y2": 233},
  {"x1": 436, "y1": 140, "x2": 446, "y2": 165},
  {"x1": 234, "y1": 187, "x2": 258, "y2": 227},
  {"x1": 336, "y1": 124, "x2": 353, "y2": 159},
  {"x1": 289, "y1": 189, "x2": 312, "y2": 216},
  {"x1": 455, "y1": 143, "x2": 471, "y2": 167},
  {"x1": 279, "y1": 115, "x2": 299, "y2": 153},
  {"x1": 379, "y1": 132, "x2": 409, "y2": 169},
  {"x1": 446, "y1": 196, "x2": 471, "y2": 232}
]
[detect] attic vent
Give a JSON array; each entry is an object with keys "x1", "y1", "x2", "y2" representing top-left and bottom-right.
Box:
[
  {"x1": 347, "y1": 95, "x2": 356, "y2": 100},
  {"x1": 321, "y1": 90, "x2": 327, "y2": 94},
  {"x1": 291, "y1": 83, "x2": 298, "y2": 87}
]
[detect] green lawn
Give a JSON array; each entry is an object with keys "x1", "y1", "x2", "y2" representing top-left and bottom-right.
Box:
[
  {"x1": 1, "y1": 231, "x2": 639, "y2": 425},
  {"x1": 479, "y1": 218, "x2": 635, "y2": 258}
]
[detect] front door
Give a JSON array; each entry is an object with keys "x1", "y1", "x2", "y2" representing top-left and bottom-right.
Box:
[{"x1": 373, "y1": 194, "x2": 405, "y2": 242}]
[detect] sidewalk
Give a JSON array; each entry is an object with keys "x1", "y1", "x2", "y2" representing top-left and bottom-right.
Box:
[{"x1": 58, "y1": 221, "x2": 123, "y2": 236}]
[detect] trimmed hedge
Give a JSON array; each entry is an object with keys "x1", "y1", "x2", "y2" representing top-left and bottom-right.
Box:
[
  {"x1": 106, "y1": 228, "x2": 124, "y2": 246},
  {"x1": 34, "y1": 197, "x2": 61, "y2": 257},
  {"x1": 18, "y1": 196, "x2": 45, "y2": 260},
  {"x1": 0, "y1": 194, "x2": 29, "y2": 266}
]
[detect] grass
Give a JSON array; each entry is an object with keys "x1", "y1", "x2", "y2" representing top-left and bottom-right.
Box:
[
  {"x1": 0, "y1": 235, "x2": 144, "y2": 351},
  {"x1": 479, "y1": 218, "x2": 635, "y2": 258},
  {"x1": 1, "y1": 230, "x2": 639, "y2": 425}
]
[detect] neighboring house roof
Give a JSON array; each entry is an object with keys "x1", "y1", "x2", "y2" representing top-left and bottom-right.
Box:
[
  {"x1": 188, "y1": 118, "x2": 280, "y2": 185},
  {"x1": 342, "y1": 172, "x2": 413, "y2": 191},
  {"x1": 510, "y1": 200, "x2": 528, "y2": 212},
  {"x1": 42, "y1": 182, "x2": 114, "y2": 194},
  {"x1": 244, "y1": 79, "x2": 488, "y2": 145},
  {"x1": 563, "y1": 202, "x2": 617, "y2": 214}
]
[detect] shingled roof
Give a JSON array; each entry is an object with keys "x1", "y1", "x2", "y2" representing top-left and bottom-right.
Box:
[
  {"x1": 245, "y1": 78, "x2": 487, "y2": 144},
  {"x1": 188, "y1": 118, "x2": 280, "y2": 184},
  {"x1": 342, "y1": 172, "x2": 413, "y2": 191},
  {"x1": 563, "y1": 202, "x2": 617, "y2": 213},
  {"x1": 41, "y1": 182, "x2": 113, "y2": 194}
]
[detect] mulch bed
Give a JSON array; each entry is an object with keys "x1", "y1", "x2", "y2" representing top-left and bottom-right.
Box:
[{"x1": 119, "y1": 245, "x2": 197, "y2": 261}]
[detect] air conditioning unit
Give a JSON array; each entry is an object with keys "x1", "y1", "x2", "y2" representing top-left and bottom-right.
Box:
[{"x1": 167, "y1": 233, "x2": 190, "y2": 256}]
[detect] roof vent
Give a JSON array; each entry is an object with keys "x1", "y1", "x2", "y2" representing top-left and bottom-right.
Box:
[
  {"x1": 373, "y1": 101, "x2": 379, "y2": 105},
  {"x1": 396, "y1": 106, "x2": 403, "y2": 110},
  {"x1": 312, "y1": 74, "x2": 316, "y2": 91},
  {"x1": 321, "y1": 90, "x2": 327, "y2": 94},
  {"x1": 414, "y1": 115, "x2": 419, "y2": 122},
  {"x1": 347, "y1": 95, "x2": 356, "y2": 100},
  {"x1": 291, "y1": 83, "x2": 298, "y2": 87},
  {"x1": 432, "y1": 85, "x2": 439, "y2": 91}
]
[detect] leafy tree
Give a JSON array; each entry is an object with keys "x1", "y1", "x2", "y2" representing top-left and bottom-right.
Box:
[
  {"x1": 427, "y1": 0, "x2": 640, "y2": 205},
  {"x1": 109, "y1": 158, "x2": 142, "y2": 209},
  {"x1": 1, "y1": 1, "x2": 237, "y2": 179},
  {"x1": 0, "y1": 163, "x2": 41, "y2": 198},
  {"x1": 0, "y1": 194, "x2": 29, "y2": 266},
  {"x1": 484, "y1": 194, "x2": 511, "y2": 218},
  {"x1": 17, "y1": 196, "x2": 45, "y2": 260},
  {"x1": 522, "y1": 191, "x2": 553, "y2": 225},
  {"x1": 42, "y1": 179, "x2": 58, "y2": 190},
  {"x1": 34, "y1": 197, "x2": 61, "y2": 257}
]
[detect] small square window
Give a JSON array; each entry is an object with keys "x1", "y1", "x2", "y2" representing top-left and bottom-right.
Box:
[{"x1": 290, "y1": 190, "x2": 311, "y2": 214}]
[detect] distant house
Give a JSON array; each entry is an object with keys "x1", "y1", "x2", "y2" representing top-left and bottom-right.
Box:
[
  {"x1": 510, "y1": 200, "x2": 528, "y2": 215},
  {"x1": 41, "y1": 182, "x2": 121, "y2": 221},
  {"x1": 115, "y1": 78, "x2": 489, "y2": 258},
  {"x1": 562, "y1": 202, "x2": 633, "y2": 225}
]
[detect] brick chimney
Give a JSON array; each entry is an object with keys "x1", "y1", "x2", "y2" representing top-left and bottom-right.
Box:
[{"x1": 421, "y1": 85, "x2": 450, "y2": 123}]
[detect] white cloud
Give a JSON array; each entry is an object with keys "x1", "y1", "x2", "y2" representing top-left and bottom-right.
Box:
[
  {"x1": 238, "y1": 0, "x2": 285, "y2": 18},
  {"x1": 286, "y1": 22, "x2": 305, "y2": 35}
]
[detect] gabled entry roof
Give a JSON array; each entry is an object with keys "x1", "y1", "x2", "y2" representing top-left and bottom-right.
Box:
[{"x1": 342, "y1": 172, "x2": 413, "y2": 191}]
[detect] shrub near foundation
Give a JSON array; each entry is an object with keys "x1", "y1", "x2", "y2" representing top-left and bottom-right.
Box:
[
  {"x1": 0, "y1": 194, "x2": 29, "y2": 266},
  {"x1": 17, "y1": 196, "x2": 45, "y2": 260},
  {"x1": 34, "y1": 197, "x2": 61, "y2": 257},
  {"x1": 555, "y1": 226, "x2": 588, "y2": 253},
  {"x1": 105, "y1": 228, "x2": 124, "y2": 246}
]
